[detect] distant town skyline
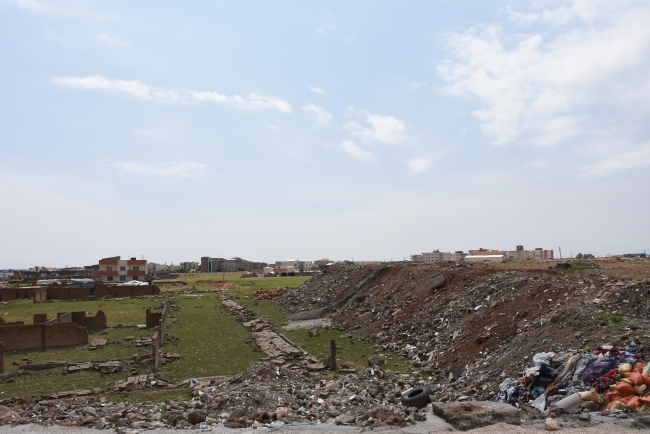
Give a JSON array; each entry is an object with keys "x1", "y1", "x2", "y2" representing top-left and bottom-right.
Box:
[{"x1": 1, "y1": 0, "x2": 648, "y2": 269}]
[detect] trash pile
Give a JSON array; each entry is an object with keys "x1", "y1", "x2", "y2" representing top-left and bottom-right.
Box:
[
  {"x1": 274, "y1": 262, "x2": 650, "y2": 401},
  {"x1": 496, "y1": 346, "x2": 650, "y2": 413}
]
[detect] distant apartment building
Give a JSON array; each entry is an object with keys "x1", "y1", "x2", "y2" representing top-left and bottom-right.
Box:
[
  {"x1": 504, "y1": 246, "x2": 554, "y2": 261},
  {"x1": 200, "y1": 257, "x2": 267, "y2": 273},
  {"x1": 98, "y1": 256, "x2": 147, "y2": 283},
  {"x1": 275, "y1": 260, "x2": 314, "y2": 272},
  {"x1": 469, "y1": 248, "x2": 504, "y2": 256},
  {"x1": 179, "y1": 262, "x2": 198, "y2": 272},
  {"x1": 411, "y1": 250, "x2": 463, "y2": 263},
  {"x1": 0, "y1": 272, "x2": 14, "y2": 281}
]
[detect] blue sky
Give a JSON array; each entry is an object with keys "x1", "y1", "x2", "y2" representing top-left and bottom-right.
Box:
[{"x1": 1, "y1": 0, "x2": 649, "y2": 268}]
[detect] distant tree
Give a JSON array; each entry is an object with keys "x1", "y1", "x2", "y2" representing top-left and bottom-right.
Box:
[
  {"x1": 584, "y1": 253, "x2": 595, "y2": 259},
  {"x1": 576, "y1": 253, "x2": 584, "y2": 259}
]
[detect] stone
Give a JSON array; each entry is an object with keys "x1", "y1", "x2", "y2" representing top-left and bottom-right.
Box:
[
  {"x1": 227, "y1": 408, "x2": 247, "y2": 421},
  {"x1": 188, "y1": 411, "x2": 206, "y2": 425},
  {"x1": 335, "y1": 413, "x2": 356, "y2": 425},
  {"x1": 546, "y1": 417, "x2": 560, "y2": 430},
  {"x1": 432, "y1": 274, "x2": 445, "y2": 289},
  {"x1": 368, "y1": 354, "x2": 385, "y2": 366},
  {"x1": 95, "y1": 417, "x2": 107, "y2": 430},
  {"x1": 431, "y1": 401, "x2": 521, "y2": 431},
  {"x1": 83, "y1": 406, "x2": 97, "y2": 417},
  {"x1": 578, "y1": 413, "x2": 591, "y2": 422},
  {"x1": 308, "y1": 328, "x2": 321, "y2": 337},
  {"x1": 275, "y1": 407, "x2": 289, "y2": 419}
]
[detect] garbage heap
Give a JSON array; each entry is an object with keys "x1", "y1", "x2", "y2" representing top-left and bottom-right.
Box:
[{"x1": 496, "y1": 345, "x2": 650, "y2": 412}]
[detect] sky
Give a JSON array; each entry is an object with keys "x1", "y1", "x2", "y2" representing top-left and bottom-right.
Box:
[{"x1": 1, "y1": 0, "x2": 649, "y2": 268}]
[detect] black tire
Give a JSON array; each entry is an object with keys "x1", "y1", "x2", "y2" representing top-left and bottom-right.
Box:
[{"x1": 401, "y1": 385, "x2": 432, "y2": 408}]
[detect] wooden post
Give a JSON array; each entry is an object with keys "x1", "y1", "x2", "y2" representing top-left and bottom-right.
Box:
[
  {"x1": 328, "y1": 339, "x2": 337, "y2": 370},
  {"x1": 0, "y1": 343, "x2": 4, "y2": 374}
]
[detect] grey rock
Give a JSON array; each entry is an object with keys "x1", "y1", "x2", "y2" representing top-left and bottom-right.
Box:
[
  {"x1": 83, "y1": 406, "x2": 97, "y2": 417},
  {"x1": 432, "y1": 401, "x2": 521, "y2": 431},
  {"x1": 335, "y1": 413, "x2": 356, "y2": 425},
  {"x1": 188, "y1": 411, "x2": 207, "y2": 425},
  {"x1": 368, "y1": 354, "x2": 385, "y2": 366},
  {"x1": 432, "y1": 274, "x2": 445, "y2": 289}
]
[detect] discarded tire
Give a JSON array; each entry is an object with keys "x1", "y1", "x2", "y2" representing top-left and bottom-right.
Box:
[{"x1": 401, "y1": 385, "x2": 432, "y2": 408}]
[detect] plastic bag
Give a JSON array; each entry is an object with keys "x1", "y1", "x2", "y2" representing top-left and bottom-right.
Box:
[
  {"x1": 624, "y1": 372, "x2": 645, "y2": 385},
  {"x1": 533, "y1": 352, "x2": 556, "y2": 367},
  {"x1": 615, "y1": 381, "x2": 636, "y2": 396},
  {"x1": 530, "y1": 393, "x2": 546, "y2": 412},
  {"x1": 577, "y1": 389, "x2": 604, "y2": 405}
]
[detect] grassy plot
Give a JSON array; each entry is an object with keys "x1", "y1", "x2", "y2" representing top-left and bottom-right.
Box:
[
  {"x1": 0, "y1": 297, "x2": 164, "y2": 326},
  {"x1": 1, "y1": 369, "x2": 131, "y2": 399},
  {"x1": 153, "y1": 294, "x2": 261, "y2": 381},
  {"x1": 159, "y1": 273, "x2": 311, "y2": 294}
]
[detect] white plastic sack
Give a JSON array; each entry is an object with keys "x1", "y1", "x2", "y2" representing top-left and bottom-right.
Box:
[
  {"x1": 533, "y1": 352, "x2": 556, "y2": 367},
  {"x1": 530, "y1": 393, "x2": 546, "y2": 412}
]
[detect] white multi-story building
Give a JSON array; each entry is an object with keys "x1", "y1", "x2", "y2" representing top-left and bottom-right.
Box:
[{"x1": 98, "y1": 256, "x2": 147, "y2": 283}]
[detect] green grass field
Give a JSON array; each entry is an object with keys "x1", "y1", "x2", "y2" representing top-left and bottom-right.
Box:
[{"x1": 0, "y1": 273, "x2": 412, "y2": 399}]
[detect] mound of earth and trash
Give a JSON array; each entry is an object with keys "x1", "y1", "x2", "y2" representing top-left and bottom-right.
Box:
[{"x1": 2, "y1": 258, "x2": 650, "y2": 432}]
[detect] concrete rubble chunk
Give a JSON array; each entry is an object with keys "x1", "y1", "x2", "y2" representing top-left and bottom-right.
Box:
[
  {"x1": 545, "y1": 417, "x2": 560, "y2": 431},
  {"x1": 431, "y1": 401, "x2": 521, "y2": 431}
]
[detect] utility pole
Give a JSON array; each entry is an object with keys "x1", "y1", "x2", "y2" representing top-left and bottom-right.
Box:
[{"x1": 559, "y1": 246, "x2": 562, "y2": 259}]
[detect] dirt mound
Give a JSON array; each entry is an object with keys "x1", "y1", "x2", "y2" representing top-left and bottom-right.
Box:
[{"x1": 275, "y1": 262, "x2": 650, "y2": 402}]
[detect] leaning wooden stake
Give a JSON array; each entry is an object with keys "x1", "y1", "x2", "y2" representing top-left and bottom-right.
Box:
[{"x1": 328, "y1": 339, "x2": 337, "y2": 370}]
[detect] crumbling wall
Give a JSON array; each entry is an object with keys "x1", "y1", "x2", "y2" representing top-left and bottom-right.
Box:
[
  {"x1": 0, "y1": 317, "x2": 24, "y2": 326},
  {"x1": 0, "y1": 289, "x2": 16, "y2": 302},
  {"x1": 44, "y1": 322, "x2": 87, "y2": 348},
  {"x1": 0, "y1": 321, "x2": 88, "y2": 351},
  {"x1": 70, "y1": 311, "x2": 106, "y2": 329},
  {"x1": 0, "y1": 324, "x2": 42, "y2": 351},
  {"x1": 33, "y1": 287, "x2": 47, "y2": 302},
  {"x1": 46, "y1": 286, "x2": 91, "y2": 300},
  {"x1": 33, "y1": 314, "x2": 48, "y2": 324},
  {"x1": 16, "y1": 287, "x2": 34, "y2": 299},
  {"x1": 94, "y1": 285, "x2": 160, "y2": 298},
  {"x1": 146, "y1": 309, "x2": 162, "y2": 328}
]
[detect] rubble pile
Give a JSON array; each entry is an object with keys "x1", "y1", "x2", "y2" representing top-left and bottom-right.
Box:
[
  {"x1": 0, "y1": 363, "x2": 430, "y2": 429},
  {"x1": 220, "y1": 297, "x2": 325, "y2": 371},
  {"x1": 246, "y1": 286, "x2": 292, "y2": 300},
  {"x1": 275, "y1": 263, "x2": 650, "y2": 403}
]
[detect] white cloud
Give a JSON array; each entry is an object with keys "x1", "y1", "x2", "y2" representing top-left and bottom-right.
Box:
[
  {"x1": 581, "y1": 143, "x2": 650, "y2": 178},
  {"x1": 302, "y1": 104, "x2": 332, "y2": 126},
  {"x1": 269, "y1": 125, "x2": 280, "y2": 131},
  {"x1": 51, "y1": 75, "x2": 181, "y2": 102},
  {"x1": 341, "y1": 140, "x2": 374, "y2": 161},
  {"x1": 344, "y1": 107, "x2": 407, "y2": 145},
  {"x1": 438, "y1": 1, "x2": 650, "y2": 149},
  {"x1": 192, "y1": 91, "x2": 291, "y2": 113},
  {"x1": 309, "y1": 86, "x2": 325, "y2": 96},
  {"x1": 98, "y1": 34, "x2": 129, "y2": 46},
  {"x1": 111, "y1": 162, "x2": 206, "y2": 177},
  {"x1": 6, "y1": 0, "x2": 49, "y2": 11},
  {"x1": 51, "y1": 74, "x2": 292, "y2": 112},
  {"x1": 407, "y1": 157, "x2": 432, "y2": 174}
]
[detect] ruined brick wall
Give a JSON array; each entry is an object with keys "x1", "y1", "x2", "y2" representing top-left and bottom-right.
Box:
[
  {"x1": 46, "y1": 286, "x2": 90, "y2": 300},
  {"x1": 0, "y1": 317, "x2": 24, "y2": 326},
  {"x1": 93, "y1": 285, "x2": 160, "y2": 298},
  {"x1": 44, "y1": 322, "x2": 87, "y2": 348},
  {"x1": 146, "y1": 309, "x2": 162, "y2": 328},
  {"x1": 0, "y1": 289, "x2": 17, "y2": 302},
  {"x1": 33, "y1": 314, "x2": 48, "y2": 324},
  {"x1": 33, "y1": 288, "x2": 47, "y2": 302},
  {"x1": 16, "y1": 287, "x2": 34, "y2": 299},
  {"x1": 70, "y1": 311, "x2": 107, "y2": 329},
  {"x1": 0, "y1": 324, "x2": 43, "y2": 351},
  {"x1": 0, "y1": 322, "x2": 88, "y2": 351},
  {"x1": 57, "y1": 312, "x2": 72, "y2": 322}
]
